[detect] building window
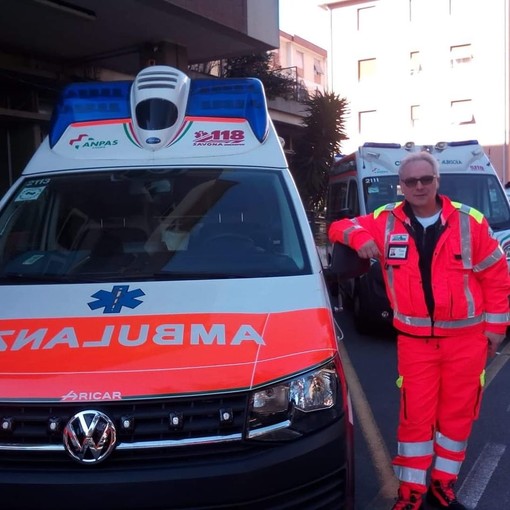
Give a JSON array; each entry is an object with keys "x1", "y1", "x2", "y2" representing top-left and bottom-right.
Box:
[
  {"x1": 357, "y1": 6, "x2": 376, "y2": 31},
  {"x1": 359, "y1": 110, "x2": 377, "y2": 136},
  {"x1": 411, "y1": 105, "x2": 420, "y2": 127},
  {"x1": 410, "y1": 51, "x2": 422, "y2": 75},
  {"x1": 358, "y1": 58, "x2": 377, "y2": 81},
  {"x1": 449, "y1": 0, "x2": 472, "y2": 17},
  {"x1": 313, "y1": 58, "x2": 324, "y2": 85},
  {"x1": 409, "y1": 0, "x2": 429, "y2": 22},
  {"x1": 451, "y1": 99, "x2": 475, "y2": 125},
  {"x1": 296, "y1": 50, "x2": 304, "y2": 77},
  {"x1": 450, "y1": 44, "x2": 473, "y2": 68}
]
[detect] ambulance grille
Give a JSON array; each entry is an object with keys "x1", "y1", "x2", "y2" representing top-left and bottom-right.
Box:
[{"x1": 0, "y1": 394, "x2": 249, "y2": 466}]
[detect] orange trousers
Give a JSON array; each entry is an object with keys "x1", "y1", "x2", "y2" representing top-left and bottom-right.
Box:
[{"x1": 392, "y1": 332, "x2": 488, "y2": 491}]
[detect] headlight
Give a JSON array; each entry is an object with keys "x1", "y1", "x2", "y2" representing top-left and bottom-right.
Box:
[{"x1": 247, "y1": 361, "x2": 342, "y2": 441}]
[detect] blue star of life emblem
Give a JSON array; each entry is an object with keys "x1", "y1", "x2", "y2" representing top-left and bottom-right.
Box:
[{"x1": 88, "y1": 285, "x2": 145, "y2": 313}]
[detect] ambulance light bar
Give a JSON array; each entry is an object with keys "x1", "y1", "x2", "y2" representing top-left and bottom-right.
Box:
[
  {"x1": 361, "y1": 140, "x2": 480, "y2": 152},
  {"x1": 49, "y1": 75, "x2": 269, "y2": 148}
]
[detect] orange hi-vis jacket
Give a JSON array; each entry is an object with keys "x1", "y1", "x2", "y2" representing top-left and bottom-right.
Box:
[{"x1": 328, "y1": 195, "x2": 510, "y2": 337}]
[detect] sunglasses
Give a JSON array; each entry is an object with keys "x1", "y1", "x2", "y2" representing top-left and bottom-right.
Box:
[{"x1": 401, "y1": 175, "x2": 436, "y2": 188}]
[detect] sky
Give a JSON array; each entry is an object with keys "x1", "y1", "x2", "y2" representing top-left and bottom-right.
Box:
[{"x1": 278, "y1": 0, "x2": 330, "y2": 49}]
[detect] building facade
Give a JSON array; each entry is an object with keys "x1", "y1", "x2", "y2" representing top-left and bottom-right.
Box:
[
  {"x1": 276, "y1": 30, "x2": 328, "y2": 97},
  {"x1": 268, "y1": 30, "x2": 328, "y2": 159},
  {"x1": 322, "y1": 0, "x2": 510, "y2": 181}
]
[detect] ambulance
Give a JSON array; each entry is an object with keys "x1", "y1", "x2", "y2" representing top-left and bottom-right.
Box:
[
  {"x1": 325, "y1": 141, "x2": 510, "y2": 333},
  {"x1": 0, "y1": 66, "x2": 354, "y2": 509}
]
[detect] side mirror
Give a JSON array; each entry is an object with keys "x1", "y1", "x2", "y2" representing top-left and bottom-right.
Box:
[
  {"x1": 326, "y1": 208, "x2": 354, "y2": 223},
  {"x1": 335, "y1": 208, "x2": 355, "y2": 220},
  {"x1": 330, "y1": 242, "x2": 370, "y2": 280}
]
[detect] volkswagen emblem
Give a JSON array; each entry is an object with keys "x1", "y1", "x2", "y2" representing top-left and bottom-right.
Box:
[{"x1": 63, "y1": 410, "x2": 117, "y2": 465}]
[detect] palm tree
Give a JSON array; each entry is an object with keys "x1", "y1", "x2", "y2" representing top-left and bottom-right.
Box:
[
  {"x1": 290, "y1": 91, "x2": 349, "y2": 212},
  {"x1": 222, "y1": 53, "x2": 296, "y2": 100}
]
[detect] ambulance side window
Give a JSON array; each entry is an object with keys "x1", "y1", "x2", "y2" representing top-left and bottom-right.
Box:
[
  {"x1": 347, "y1": 180, "x2": 360, "y2": 216},
  {"x1": 438, "y1": 174, "x2": 510, "y2": 229},
  {"x1": 487, "y1": 178, "x2": 510, "y2": 222},
  {"x1": 326, "y1": 180, "x2": 348, "y2": 222}
]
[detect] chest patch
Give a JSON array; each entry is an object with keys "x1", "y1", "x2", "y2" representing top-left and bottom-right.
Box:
[
  {"x1": 388, "y1": 244, "x2": 408, "y2": 259},
  {"x1": 389, "y1": 233, "x2": 409, "y2": 243}
]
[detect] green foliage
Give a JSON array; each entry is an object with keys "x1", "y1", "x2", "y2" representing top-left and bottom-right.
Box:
[
  {"x1": 222, "y1": 53, "x2": 297, "y2": 100},
  {"x1": 290, "y1": 91, "x2": 349, "y2": 211}
]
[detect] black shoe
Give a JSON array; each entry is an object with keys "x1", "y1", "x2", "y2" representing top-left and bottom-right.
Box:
[
  {"x1": 391, "y1": 486, "x2": 424, "y2": 510},
  {"x1": 426, "y1": 479, "x2": 466, "y2": 509}
]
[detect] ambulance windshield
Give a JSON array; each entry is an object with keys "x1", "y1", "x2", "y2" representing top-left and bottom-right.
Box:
[
  {"x1": 0, "y1": 168, "x2": 310, "y2": 283},
  {"x1": 363, "y1": 174, "x2": 510, "y2": 230}
]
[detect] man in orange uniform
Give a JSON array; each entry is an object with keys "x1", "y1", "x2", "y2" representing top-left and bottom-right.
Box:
[{"x1": 329, "y1": 151, "x2": 510, "y2": 509}]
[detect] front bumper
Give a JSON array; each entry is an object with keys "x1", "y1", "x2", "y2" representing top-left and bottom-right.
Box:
[{"x1": 0, "y1": 418, "x2": 353, "y2": 510}]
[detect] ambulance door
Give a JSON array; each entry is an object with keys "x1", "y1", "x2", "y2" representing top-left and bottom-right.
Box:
[
  {"x1": 325, "y1": 174, "x2": 360, "y2": 298},
  {"x1": 339, "y1": 177, "x2": 361, "y2": 300},
  {"x1": 326, "y1": 176, "x2": 359, "y2": 225},
  {"x1": 326, "y1": 177, "x2": 348, "y2": 226},
  {"x1": 347, "y1": 177, "x2": 361, "y2": 217}
]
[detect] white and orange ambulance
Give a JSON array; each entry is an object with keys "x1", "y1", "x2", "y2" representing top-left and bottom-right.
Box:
[{"x1": 0, "y1": 65, "x2": 354, "y2": 509}]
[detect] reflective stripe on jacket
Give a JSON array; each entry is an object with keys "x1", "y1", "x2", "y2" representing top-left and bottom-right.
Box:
[{"x1": 328, "y1": 195, "x2": 510, "y2": 337}]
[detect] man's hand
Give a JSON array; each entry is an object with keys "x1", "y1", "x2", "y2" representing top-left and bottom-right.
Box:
[
  {"x1": 485, "y1": 331, "x2": 506, "y2": 358},
  {"x1": 357, "y1": 239, "x2": 381, "y2": 259}
]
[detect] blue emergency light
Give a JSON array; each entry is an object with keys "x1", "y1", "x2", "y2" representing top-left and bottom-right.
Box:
[
  {"x1": 49, "y1": 81, "x2": 132, "y2": 147},
  {"x1": 363, "y1": 142, "x2": 402, "y2": 149},
  {"x1": 186, "y1": 78, "x2": 268, "y2": 142},
  {"x1": 49, "y1": 70, "x2": 269, "y2": 148},
  {"x1": 447, "y1": 140, "x2": 479, "y2": 147}
]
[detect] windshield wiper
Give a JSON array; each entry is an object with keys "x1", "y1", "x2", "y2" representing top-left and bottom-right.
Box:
[
  {"x1": 155, "y1": 272, "x2": 250, "y2": 280},
  {"x1": 0, "y1": 273, "x2": 104, "y2": 284}
]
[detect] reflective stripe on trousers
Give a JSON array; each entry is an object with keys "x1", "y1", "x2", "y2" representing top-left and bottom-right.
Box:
[
  {"x1": 434, "y1": 456, "x2": 463, "y2": 476},
  {"x1": 433, "y1": 431, "x2": 467, "y2": 478},
  {"x1": 398, "y1": 440, "x2": 434, "y2": 457},
  {"x1": 393, "y1": 465, "x2": 428, "y2": 486}
]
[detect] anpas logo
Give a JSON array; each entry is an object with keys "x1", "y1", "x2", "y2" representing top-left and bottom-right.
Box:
[
  {"x1": 88, "y1": 285, "x2": 145, "y2": 313},
  {"x1": 193, "y1": 129, "x2": 245, "y2": 146},
  {"x1": 69, "y1": 133, "x2": 119, "y2": 149},
  {"x1": 61, "y1": 390, "x2": 122, "y2": 401}
]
